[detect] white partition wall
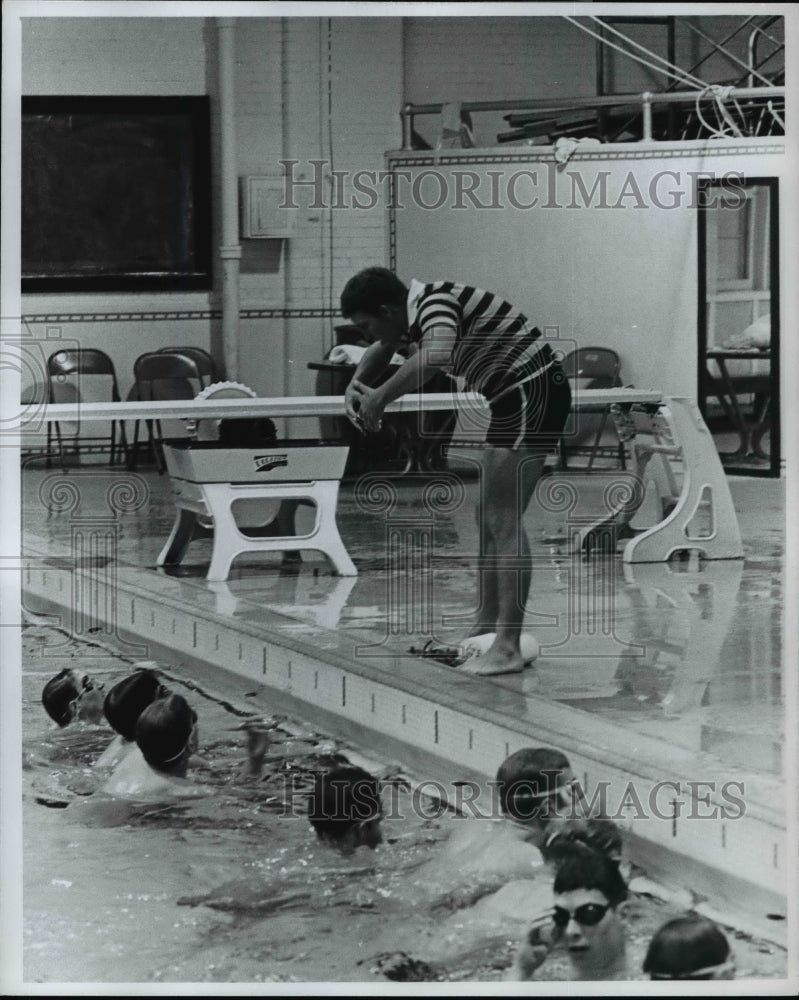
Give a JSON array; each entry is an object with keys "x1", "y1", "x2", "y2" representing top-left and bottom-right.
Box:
[{"x1": 389, "y1": 139, "x2": 786, "y2": 401}]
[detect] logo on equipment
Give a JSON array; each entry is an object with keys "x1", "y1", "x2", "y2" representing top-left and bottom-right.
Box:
[{"x1": 254, "y1": 454, "x2": 289, "y2": 473}]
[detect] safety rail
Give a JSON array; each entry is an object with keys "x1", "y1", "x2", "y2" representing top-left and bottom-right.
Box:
[{"x1": 400, "y1": 84, "x2": 785, "y2": 148}]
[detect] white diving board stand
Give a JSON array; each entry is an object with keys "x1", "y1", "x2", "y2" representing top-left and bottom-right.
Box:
[
  {"x1": 159, "y1": 444, "x2": 357, "y2": 580},
  {"x1": 29, "y1": 389, "x2": 743, "y2": 566},
  {"x1": 576, "y1": 395, "x2": 743, "y2": 563}
]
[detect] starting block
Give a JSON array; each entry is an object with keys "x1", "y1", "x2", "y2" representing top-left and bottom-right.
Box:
[
  {"x1": 158, "y1": 442, "x2": 356, "y2": 581},
  {"x1": 575, "y1": 397, "x2": 744, "y2": 562}
]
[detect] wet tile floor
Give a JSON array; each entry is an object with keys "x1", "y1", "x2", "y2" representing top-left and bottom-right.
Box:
[{"x1": 21, "y1": 454, "x2": 785, "y2": 790}]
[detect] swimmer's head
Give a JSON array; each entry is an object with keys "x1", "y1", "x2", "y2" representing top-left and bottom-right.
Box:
[
  {"x1": 552, "y1": 845, "x2": 628, "y2": 969},
  {"x1": 42, "y1": 669, "x2": 104, "y2": 727},
  {"x1": 308, "y1": 765, "x2": 384, "y2": 854},
  {"x1": 135, "y1": 693, "x2": 197, "y2": 777},
  {"x1": 496, "y1": 747, "x2": 575, "y2": 825},
  {"x1": 103, "y1": 667, "x2": 169, "y2": 741},
  {"x1": 643, "y1": 916, "x2": 734, "y2": 980},
  {"x1": 543, "y1": 817, "x2": 623, "y2": 866}
]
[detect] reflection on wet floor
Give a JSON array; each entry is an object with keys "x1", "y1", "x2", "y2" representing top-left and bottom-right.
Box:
[{"x1": 21, "y1": 461, "x2": 784, "y2": 785}]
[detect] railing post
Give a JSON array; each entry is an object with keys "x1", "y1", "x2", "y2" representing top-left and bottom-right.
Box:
[
  {"x1": 642, "y1": 92, "x2": 653, "y2": 141},
  {"x1": 402, "y1": 103, "x2": 413, "y2": 150}
]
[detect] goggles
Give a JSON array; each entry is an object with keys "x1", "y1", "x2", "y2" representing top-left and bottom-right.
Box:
[
  {"x1": 650, "y1": 960, "x2": 735, "y2": 980},
  {"x1": 158, "y1": 709, "x2": 198, "y2": 765},
  {"x1": 69, "y1": 675, "x2": 103, "y2": 709},
  {"x1": 553, "y1": 902, "x2": 610, "y2": 928}
]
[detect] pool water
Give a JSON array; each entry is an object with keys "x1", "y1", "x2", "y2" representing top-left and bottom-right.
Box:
[{"x1": 21, "y1": 626, "x2": 787, "y2": 985}]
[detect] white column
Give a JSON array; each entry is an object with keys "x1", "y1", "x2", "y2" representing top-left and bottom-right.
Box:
[{"x1": 217, "y1": 17, "x2": 241, "y2": 382}]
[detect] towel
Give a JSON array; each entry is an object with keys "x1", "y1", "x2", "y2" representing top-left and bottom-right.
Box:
[
  {"x1": 328, "y1": 345, "x2": 405, "y2": 366},
  {"x1": 553, "y1": 136, "x2": 602, "y2": 165},
  {"x1": 328, "y1": 344, "x2": 367, "y2": 364},
  {"x1": 721, "y1": 313, "x2": 771, "y2": 350}
]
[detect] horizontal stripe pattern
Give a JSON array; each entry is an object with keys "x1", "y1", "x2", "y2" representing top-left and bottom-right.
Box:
[{"x1": 409, "y1": 281, "x2": 542, "y2": 399}]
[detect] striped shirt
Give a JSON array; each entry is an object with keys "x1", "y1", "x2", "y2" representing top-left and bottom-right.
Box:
[{"x1": 406, "y1": 279, "x2": 547, "y2": 401}]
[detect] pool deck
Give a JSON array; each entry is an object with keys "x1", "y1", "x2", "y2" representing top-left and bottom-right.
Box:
[{"x1": 20, "y1": 453, "x2": 788, "y2": 944}]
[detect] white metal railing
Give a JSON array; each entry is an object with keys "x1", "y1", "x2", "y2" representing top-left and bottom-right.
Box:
[{"x1": 400, "y1": 85, "x2": 785, "y2": 148}]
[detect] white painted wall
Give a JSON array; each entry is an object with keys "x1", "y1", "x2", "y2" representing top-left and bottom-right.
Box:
[{"x1": 391, "y1": 142, "x2": 786, "y2": 400}]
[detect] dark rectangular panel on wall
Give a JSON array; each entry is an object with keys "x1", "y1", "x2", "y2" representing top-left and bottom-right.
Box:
[{"x1": 22, "y1": 96, "x2": 212, "y2": 293}]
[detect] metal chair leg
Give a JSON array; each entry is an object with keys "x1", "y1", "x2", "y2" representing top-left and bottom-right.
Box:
[
  {"x1": 117, "y1": 420, "x2": 130, "y2": 470},
  {"x1": 54, "y1": 421, "x2": 67, "y2": 474}
]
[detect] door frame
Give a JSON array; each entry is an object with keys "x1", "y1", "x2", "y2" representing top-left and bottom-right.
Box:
[{"x1": 697, "y1": 175, "x2": 781, "y2": 478}]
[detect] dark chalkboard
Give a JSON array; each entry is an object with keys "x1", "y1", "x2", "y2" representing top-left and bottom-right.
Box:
[{"x1": 22, "y1": 96, "x2": 211, "y2": 292}]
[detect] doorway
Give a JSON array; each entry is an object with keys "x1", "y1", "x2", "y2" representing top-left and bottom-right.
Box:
[{"x1": 697, "y1": 177, "x2": 780, "y2": 477}]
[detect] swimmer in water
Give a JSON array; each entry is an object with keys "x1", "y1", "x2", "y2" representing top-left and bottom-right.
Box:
[
  {"x1": 101, "y1": 692, "x2": 204, "y2": 798},
  {"x1": 361, "y1": 747, "x2": 625, "y2": 983},
  {"x1": 94, "y1": 664, "x2": 170, "y2": 770},
  {"x1": 370, "y1": 747, "x2": 614, "y2": 953},
  {"x1": 308, "y1": 765, "x2": 384, "y2": 855},
  {"x1": 431, "y1": 747, "x2": 620, "y2": 895},
  {"x1": 366, "y1": 753, "x2": 623, "y2": 981},
  {"x1": 41, "y1": 668, "x2": 105, "y2": 727},
  {"x1": 509, "y1": 843, "x2": 629, "y2": 981},
  {"x1": 643, "y1": 914, "x2": 735, "y2": 981}
]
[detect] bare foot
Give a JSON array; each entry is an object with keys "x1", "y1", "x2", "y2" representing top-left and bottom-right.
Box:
[
  {"x1": 459, "y1": 647, "x2": 525, "y2": 675},
  {"x1": 465, "y1": 625, "x2": 496, "y2": 638}
]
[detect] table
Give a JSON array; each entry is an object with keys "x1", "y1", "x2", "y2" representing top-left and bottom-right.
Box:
[
  {"x1": 28, "y1": 390, "x2": 743, "y2": 564},
  {"x1": 704, "y1": 349, "x2": 771, "y2": 461}
]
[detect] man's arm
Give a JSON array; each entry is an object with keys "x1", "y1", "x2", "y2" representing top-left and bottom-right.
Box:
[
  {"x1": 344, "y1": 341, "x2": 398, "y2": 426},
  {"x1": 351, "y1": 325, "x2": 457, "y2": 431},
  {"x1": 350, "y1": 340, "x2": 398, "y2": 385}
]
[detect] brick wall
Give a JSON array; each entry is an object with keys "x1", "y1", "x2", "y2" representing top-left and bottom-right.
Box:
[
  {"x1": 20, "y1": 16, "x2": 212, "y2": 420},
  {"x1": 228, "y1": 17, "x2": 403, "y2": 408},
  {"x1": 21, "y1": 17, "x2": 206, "y2": 95},
  {"x1": 19, "y1": 15, "x2": 404, "y2": 410}
]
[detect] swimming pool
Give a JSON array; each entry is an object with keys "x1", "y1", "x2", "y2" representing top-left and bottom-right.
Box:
[{"x1": 21, "y1": 625, "x2": 787, "y2": 985}]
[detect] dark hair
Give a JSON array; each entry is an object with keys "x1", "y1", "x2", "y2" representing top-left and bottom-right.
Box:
[
  {"x1": 340, "y1": 267, "x2": 408, "y2": 319},
  {"x1": 643, "y1": 916, "x2": 731, "y2": 980},
  {"x1": 217, "y1": 417, "x2": 277, "y2": 448},
  {"x1": 553, "y1": 843, "x2": 628, "y2": 907},
  {"x1": 135, "y1": 694, "x2": 195, "y2": 772},
  {"x1": 41, "y1": 669, "x2": 82, "y2": 727},
  {"x1": 543, "y1": 817, "x2": 623, "y2": 864},
  {"x1": 308, "y1": 766, "x2": 382, "y2": 843},
  {"x1": 103, "y1": 669, "x2": 166, "y2": 741},
  {"x1": 496, "y1": 747, "x2": 571, "y2": 820}
]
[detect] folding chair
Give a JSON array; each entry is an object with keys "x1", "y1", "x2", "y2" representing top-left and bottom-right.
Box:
[
  {"x1": 129, "y1": 352, "x2": 202, "y2": 472},
  {"x1": 46, "y1": 348, "x2": 128, "y2": 471},
  {"x1": 157, "y1": 346, "x2": 219, "y2": 387},
  {"x1": 558, "y1": 347, "x2": 624, "y2": 471}
]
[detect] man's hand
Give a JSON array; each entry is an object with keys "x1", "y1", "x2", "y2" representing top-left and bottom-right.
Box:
[
  {"x1": 508, "y1": 917, "x2": 562, "y2": 981},
  {"x1": 344, "y1": 380, "x2": 365, "y2": 430},
  {"x1": 347, "y1": 380, "x2": 385, "y2": 433}
]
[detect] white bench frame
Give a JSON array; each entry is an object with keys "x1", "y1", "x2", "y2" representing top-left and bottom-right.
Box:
[{"x1": 159, "y1": 471, "x2": 357, "y2": 581}]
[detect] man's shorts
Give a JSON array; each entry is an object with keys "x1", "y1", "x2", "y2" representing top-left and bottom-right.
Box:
[{"x1": 484, "y1": 344, "x2": 572, "y2": 453}]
